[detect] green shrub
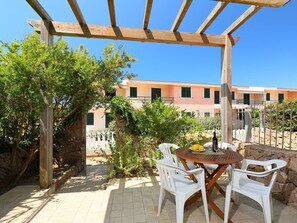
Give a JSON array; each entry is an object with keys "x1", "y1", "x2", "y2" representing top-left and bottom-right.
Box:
[
  {"x1": 104, "y1": 134, "x2": 144, "y2": 178},
  {"x1": 265, "y1": 100, "x2": 297, "y2": 132},
  {"x1": 197, "y1": 115, "x2": 221, "y2": 130}
]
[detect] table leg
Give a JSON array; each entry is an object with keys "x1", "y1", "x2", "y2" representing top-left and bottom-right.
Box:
[
  {"x1": 180, "y1": 160, "x2": 233, "y2": 222},
  {"x1": 206, "y1": 165, "x2": 233, "y2": 223}
]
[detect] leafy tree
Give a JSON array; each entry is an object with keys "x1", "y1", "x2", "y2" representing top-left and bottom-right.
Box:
[{"x1": 0, "y1": 33, "x2": 136, "y2": 186}]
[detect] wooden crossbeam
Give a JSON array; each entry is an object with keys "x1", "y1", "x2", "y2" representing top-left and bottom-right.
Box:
[
  {"x1": 222, "y1": 5, "x2": 262, "y2": 35},
  {"x1": 26, "y1": 0, "x2": 52, "y2": 21},
  {"x1": 216, "y1": 0, "x2": 290, "y2": 8},
  {"x1": 143, "y1": 0, "x2": 153, "y2": 29},
  {"x1": 197, "y1": 2, "x2": 228, "y2": 33},
  {"x1": 171, "y1": 0, "x2": 192, "y2": 32},
  {"x1": 28, "y1": 20, "x2": 240, "y2": 47},
  {"x1": 107, "y1": 0, "x2": 116, "y2": 27},
  {"x1": 68, "y1": 0, "x2": 86, "y2": 24}
]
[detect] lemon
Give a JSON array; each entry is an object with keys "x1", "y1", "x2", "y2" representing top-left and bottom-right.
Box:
[{"x1": 192, "y1": 144, "x2": 204, "y2": 151}]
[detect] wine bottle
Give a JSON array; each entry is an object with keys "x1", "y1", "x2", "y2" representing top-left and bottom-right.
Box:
[{"x1": 212, "y1": 131, "x2": 218, "y2": 152}]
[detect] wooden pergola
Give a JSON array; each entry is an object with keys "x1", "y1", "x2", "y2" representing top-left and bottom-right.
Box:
[{"x1": 25, "y1": 0, "x2": 289, "y2": 189}]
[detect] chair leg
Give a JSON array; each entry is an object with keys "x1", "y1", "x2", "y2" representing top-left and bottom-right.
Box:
[
  {"x1": 262, "y1": 195, "x2": 272, "y2": 223},
  {"x1": 224, "y1": 184, "x2": 232, "y2": 223},
  {"x1": 270, "y1": 194, "x2": 274, "y2": 222},
  {"x1": 175, "y1": 196, "x2": 185, "y2": 223},
  {"x1": 201, "y1": 186, "x2": 210, "y2": 223},
  {"x1": 233, "y1": 191, "x2": 239, "y2": 205},
  {"x1": 157, "y1": 187, "x2": 165, "y2": 216}
]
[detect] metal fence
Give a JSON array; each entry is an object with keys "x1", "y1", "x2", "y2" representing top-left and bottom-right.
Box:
[
  {"x1": 249, "y1": 102, "x2": 297, "y2": 150},
  {"x1": 196, "y1": 110, "x2": 247, "y2": 142},
  {"x1": 196, "y1": 104, "x2": 297, "y2": 149}
]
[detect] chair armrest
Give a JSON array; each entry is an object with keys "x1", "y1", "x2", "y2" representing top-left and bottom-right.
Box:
[
  {"x1": 241, "y1": 159, "x2": 286, "y2": 173},
  {"x1": 186, "y1": 168, "x2": 205, "y2": 184},
  {"x1": 172, "y1": 167, "x2": 205, "y2": 184},
  {"x1": 234, "y1": 168, "x2": 274, "y2": 178}
]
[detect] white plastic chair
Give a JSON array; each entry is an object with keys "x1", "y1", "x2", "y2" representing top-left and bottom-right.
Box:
[
  {"x1": 203, "y1": 142, "x2": 237, "y2": 177},
  {"x1": 224, "y1": 159, "x2": 287, "y2": 223},
  {"x1": 158, "y1": 143, "x2": 195, "y2": 170},
  {"x1": 154, "y1": 158, "x2": 210, "y2": 223}
]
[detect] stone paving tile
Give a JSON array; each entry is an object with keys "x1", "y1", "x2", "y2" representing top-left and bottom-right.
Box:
[
  {"x1": 0, "y1": 185, "x2": 48, "y2": 223},
  {"x1": 2, "y1": 161, "x2": 297, "y2": 223}
]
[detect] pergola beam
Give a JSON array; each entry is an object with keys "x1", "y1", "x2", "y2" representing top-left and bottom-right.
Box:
[
  {"x1": 222, "y1": 5, "x2": 262, "y2": 35},
  {"x1": 197, "y1": 2, "x2": 228, "y2": 33},
  {"x1": 143, "y1": 0, "x2": 153, "y2": 29},
  {"x1": 26, "y1": 0, "x2": 52, "y2": 21},
  {"x1": 171, "y1": 0, "x2": 192, "y2": 32},
  {"x1": 107, "y1": 0, "x2": 116, "y2": 27},
  {"x1": 28, "y1": 20, "x2": 239, "y2": 47},
  {"x1": 68, "y1": 0, "x2": 86, "y2": 25},
  {"x1": 217, "y1": 0, "x2": 290, "y2": 8}
]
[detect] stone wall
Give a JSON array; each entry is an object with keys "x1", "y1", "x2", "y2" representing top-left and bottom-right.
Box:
[
  {"x1": 236, "y1": 142, "x2": 297, "y2": 209},
  {"x1": 252, "y1": 128, "x2": 297, "y2": 150}
]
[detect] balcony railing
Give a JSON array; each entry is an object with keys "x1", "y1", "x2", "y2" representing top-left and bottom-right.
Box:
[
  {"x1": 215, "y1": 99, "x2": 279, "y2": 106},
  {"x1": 127, "y1": 96, "x2": 174, "y2": 103}
]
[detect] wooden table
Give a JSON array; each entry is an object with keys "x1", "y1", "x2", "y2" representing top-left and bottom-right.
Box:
[{"x1": 176, "y1": 146, "x2": 243, "y2": 223}]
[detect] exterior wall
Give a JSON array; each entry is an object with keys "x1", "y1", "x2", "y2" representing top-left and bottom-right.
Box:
[
  {"x1": 127, "y1": 83, "x2": 172, "y2": 98},
  {"x1": 268, "y1": 90, "x2": 287, "y2": 102},
  {"x1": 116, "y1": 88, "x2": 126, "y2": 97},
  {"x1": 173, "y1": 86, "x2": 213, "y2": 105},
  {"x1": 87, "y1": 80, "x2": 297, "y2": 131},
  {"x1": 287, "y1": 92, "x2": 297, "y2": 100},
  {"x1": 86, "y1": 109, "x2": 106, "y2": 131}
]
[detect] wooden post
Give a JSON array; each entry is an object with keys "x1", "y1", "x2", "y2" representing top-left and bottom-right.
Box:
[
  {"x1": 221, "y1": 35, "x2": 233, "y2": 143},
  {"x1": 39, "y1": 19, "x2": 53, "y2": 188}
]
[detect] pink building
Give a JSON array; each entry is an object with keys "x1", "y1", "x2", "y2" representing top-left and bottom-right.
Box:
[{"x1": 86, "y1": 80, "x2": 297, "y2": 131}]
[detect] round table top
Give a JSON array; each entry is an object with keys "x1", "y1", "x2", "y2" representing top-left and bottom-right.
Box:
[{"x1": 176, "y1": 146, "x2": 243, "y2": 165}]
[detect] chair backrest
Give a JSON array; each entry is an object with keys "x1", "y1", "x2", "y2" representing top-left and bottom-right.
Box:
[
  {"x1": 158, "y1": 143, "x2": 179, "y2": 157},
  {"x1": 220, "y1": 142, "x2": 237, "y2": 152},
  {"x1": 267, "y1": 159, "x2": 287, "y2": 191},
  {"x1": 204, "y1": 141, "x2": 237, "y2": 152},
  {"x1": 240, "y1": 159, "x2": 287, "y2": 193},
  {"x1": 158, "y1": 143, "x2": 180, "y2": 165},
  {"x1": 155, "y1": 158, "x2": 181, "y2": 194}
]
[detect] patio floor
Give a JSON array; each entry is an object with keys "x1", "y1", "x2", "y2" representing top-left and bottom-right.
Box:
[{"x1": 1, "y1": 160, "x2": 297, "y2": 223}]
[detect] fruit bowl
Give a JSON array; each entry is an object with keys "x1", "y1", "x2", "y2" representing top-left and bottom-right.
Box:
[{"x1": 190, "y1": 144, "x2": 205, "y2": 152}]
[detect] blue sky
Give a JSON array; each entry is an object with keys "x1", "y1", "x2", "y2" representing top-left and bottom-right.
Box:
[{"x1": 1, "y1": 0, "x2": 296, "y2": 88}]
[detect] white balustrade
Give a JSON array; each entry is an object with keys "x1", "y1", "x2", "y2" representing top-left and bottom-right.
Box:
[{"x1": 86, "y1": 130, "x2": 115, "y2": 151}]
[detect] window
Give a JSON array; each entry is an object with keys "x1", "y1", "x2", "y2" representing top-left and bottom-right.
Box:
[
  {"x1": 204, "y1": 88, "x2": 210, "y2": 98},
  {"x1": 232, "y1": 91, "x2": 235, "y2": 100},
  {"x1": 204, "y1": 112, "x2": 210, "y2": 117},
  {"x1": 130, "y1": 87, "x2": 137, "y2": 98},
  {"x1": 214, "y1": 91, "x2": 220, "y2": 104},
  {"x1": 181, "y1": 87, "x2": 191, "y2": 98},
  {"x1": 86, "y1": 113, "x2": 94, "y2": 125},
  {"x1": 244, "y1": 94, "x2": 250, "y2": 105},
  {"x1": 278, "y1": 93, "x2": 284, "y2": 103},
  {"x1": 266, "y1": 93, "x2": 270, "y2": 101},
  {"x1": 105, "y1": 113, "x2": 113, "y2": 128},
  {"x1": 151, "y1": 88, "x2": 161, "y2": 101},
  {"x1": 186, "y1": 112, "x2": 192, "y2": 117}
]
